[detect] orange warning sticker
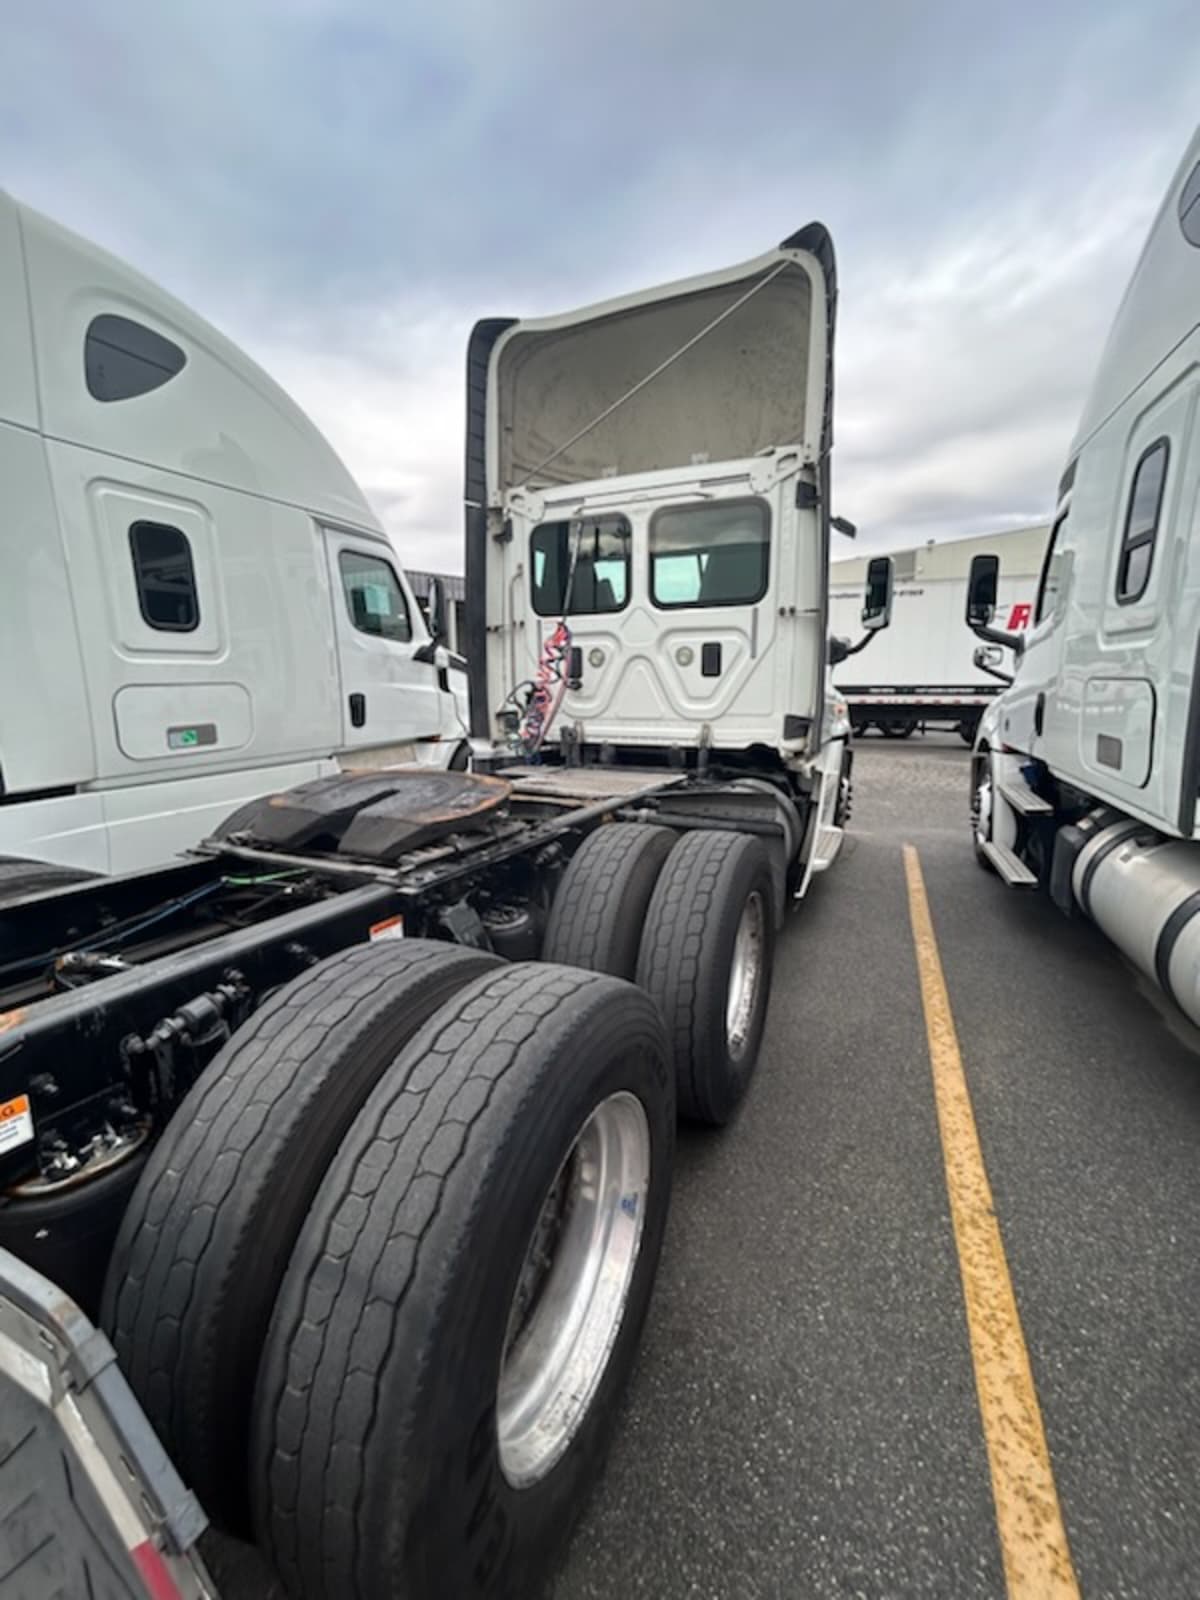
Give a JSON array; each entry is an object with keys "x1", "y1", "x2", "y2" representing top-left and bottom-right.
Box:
[
  {"x1": 369, "y1": 915, "x2": 405, "y2": 943},
  {"x1": 0, "y1": 1093, "x2": 34, "y2": 1156}
]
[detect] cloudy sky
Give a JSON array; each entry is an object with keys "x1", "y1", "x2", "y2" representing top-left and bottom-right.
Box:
[{"x1": 4, "y1": 1, "x2": 1197, "y2": 570}]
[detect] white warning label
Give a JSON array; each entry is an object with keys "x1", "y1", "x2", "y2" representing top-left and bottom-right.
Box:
[{"x1": 0, "y1": 1094, "x2": 34, "y2": 1156}]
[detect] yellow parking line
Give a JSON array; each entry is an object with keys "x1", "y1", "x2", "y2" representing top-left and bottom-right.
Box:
[{"x1": 903, "y1": 844, "x2": 1080, "y2": 1599}]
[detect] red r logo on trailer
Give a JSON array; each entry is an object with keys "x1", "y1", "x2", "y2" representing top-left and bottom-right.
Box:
[{"x1": 1007, "y1": 603, "x2": 1032, "y2": 630}]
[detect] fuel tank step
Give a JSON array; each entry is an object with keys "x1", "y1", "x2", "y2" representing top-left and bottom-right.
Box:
[
  {"x1": 982, "y1": 839, "x2": 1039, "y2": 886},
  {"x1": 996, "y1": 778, "x2": 1053, "y2": 816}
]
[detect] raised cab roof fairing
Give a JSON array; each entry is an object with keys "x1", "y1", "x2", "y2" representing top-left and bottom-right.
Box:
[
  {"x1": 0, "y1": 189, "x2": 383, "y2": 534},
  {"x1": 471, "y1": 224, "x2": 836, "y2": 507},
  {"x1": 1066, "y1": 127, "x2": 1200, "y2": 467}
]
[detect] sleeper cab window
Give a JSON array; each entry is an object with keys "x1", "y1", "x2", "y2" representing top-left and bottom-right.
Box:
[
  {"x1": 86, "y1": 314, "x2": 187, "y2": 401},
  {"x1": 1116, "y1": 439, "x2": 1169, "y2": 604},
  {"x1": 530, "y1": 516, "x2": 631, "y2": 616},
  {"x1": 650, "y1": 500, "x2": 770, "y2": 608},
  {"x1": 129, "y1": 522, "x2": 200, "y2": 632},
  {"x1": 339, "y1": 550, "x2": 412, "y2": 643}
]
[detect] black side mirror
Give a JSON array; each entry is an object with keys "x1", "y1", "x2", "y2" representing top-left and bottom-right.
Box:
[
  {"x1": 862, "y1": 555, "x2": 893, "y2": 631},
  {"x1": 966, "y1": 555, "x2": 999, "y2": 628},
  {"x1": 426, "y1": 575, "x2": 448, "y2": 642}
]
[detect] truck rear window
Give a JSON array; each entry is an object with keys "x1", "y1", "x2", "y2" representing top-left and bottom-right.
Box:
[
  {"x1": 649, "y1": 500, "x2": 770, "y2": 608},
  {"x1": 531, "y1": 517, "x2": 631, "y2": 616}
]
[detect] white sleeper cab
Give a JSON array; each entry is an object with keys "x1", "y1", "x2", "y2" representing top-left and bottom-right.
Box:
[
  {"x1": 966, "y1": 126, "x2": 1200, "y2": 1028},
  {"x1": 0, "y1": 192, "x2": 465, "y2": 882}
]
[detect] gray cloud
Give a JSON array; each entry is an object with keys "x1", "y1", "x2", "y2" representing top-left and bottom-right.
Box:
[{"x1": 4, "y1": 0, "x2": 1198, "y2": 568}]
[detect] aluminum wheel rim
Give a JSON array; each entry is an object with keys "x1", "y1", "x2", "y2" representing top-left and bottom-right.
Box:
[
  {"x1": 974, "y1": 770, "x2": 993, "y2": 847},
  {"x1": 496, "y1": 1090, "x2": 651, "y2": 1489},
  {"x1": 725, "y1": 891, "x2": 765, "y2": 1060}
]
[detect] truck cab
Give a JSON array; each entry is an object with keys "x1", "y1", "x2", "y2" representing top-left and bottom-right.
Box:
[
  {"x1": 0, "y1": 193, "x2": 464, "y2": 878},
  {"x1": 964, "y1": 128, "x2": 1200, "y2": 1030},
  {"x1": 970, "y1": 128, "x2": 1200, "y2": 840},
  {"x1": 466, "y1": 232, "x2": 839, "y2": 763},
  {"x1": 0, "y1": 221, "x2": 895, "y2": 1600},
  {"x1": 462, "y1": 228, "x2": 892, "y2": 887}
]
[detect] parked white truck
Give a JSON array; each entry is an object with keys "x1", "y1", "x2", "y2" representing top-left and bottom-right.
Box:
[
  {"x1": 0, "y1": 191, "x2": 466, "y2": 886},
  {"x1": 830, "y1": 524, "x2": 1047, "y2": 742},
  {"x1": 0, "y1": 222, "x2": 892, "y2": 1598},
  {"x1": 966, "y1": 127, "x2": 1200, "y2": 1033}
]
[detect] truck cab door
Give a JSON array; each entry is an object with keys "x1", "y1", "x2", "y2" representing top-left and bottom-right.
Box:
[
  {"x1": 1070, "y1": 382, "x2": 1195, "y2": 813},
  {"x1": 998, "y1": 506, "x2": 1071, "y2": 755},
  {"x1": 323, "y1": 529, "x2": 441, "y2": 750}
]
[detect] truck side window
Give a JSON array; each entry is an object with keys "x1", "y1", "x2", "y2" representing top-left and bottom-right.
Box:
[
  {"x1": 649, "y1": 501, "x2": 769, "y2": 608},
  {"x1": 86, "y1": 315, "x2": 186, "y2": 402},
  {"x1": 531, "y1": 517, "x2": 631, "y2": 616},
  {"x1": 129, "y1": 522, "x2": 199, "y2": 632},
  {"x1": 1035, "y1": 510, "x2": 1068, "y2": 624},
  {"x1": 339, "y1": 551, "x2": 412, "y2": 642},
  {"x1": 1116, "y1": 438, "x2": 1169, "y2": 604}
]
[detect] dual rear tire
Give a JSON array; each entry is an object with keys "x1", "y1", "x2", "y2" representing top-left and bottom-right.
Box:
[
  {"x1": 102, "y1": 940, "x2": 502, "y2": 1535},
  {"x1": 544, "y1": 823, "x2": 777, "y2": 1126},
  {"x1": 256, "y1": 963, "x2": 672, "y2": 1600},
  {"x1": 102, "y1": 944, "x2": 674, "y2": 1599},
  {"x1": 102, "y1": 819, "x2": 778, "y2": 1596}
]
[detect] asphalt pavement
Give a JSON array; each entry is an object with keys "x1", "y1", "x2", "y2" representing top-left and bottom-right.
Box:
[
  {"x1": 549, "y1": 733, "x2": 1200, "y2": 1600},
  {"x1": 207, "y1": 733, "x2": 1200, "y2": 1599}
]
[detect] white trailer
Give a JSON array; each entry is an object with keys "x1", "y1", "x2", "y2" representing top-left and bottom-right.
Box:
[
  {"x1": 830, "y1": 526, "x2": 1047, "y2": 741},
  {"x1": 0, "y1": 193, "x2": 466, "y2": 882},
  {"x1": 967, "y1": 126, "x2": 1200, "y2": 1034}
]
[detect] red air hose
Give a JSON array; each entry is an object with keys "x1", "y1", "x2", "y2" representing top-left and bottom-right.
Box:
[{"x1": 521, "y1": 619, "x2": 572, "y2": 753}]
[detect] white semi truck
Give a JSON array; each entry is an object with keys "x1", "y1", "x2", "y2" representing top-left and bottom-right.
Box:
[
  {"x1": 967, "y1": 127, "x2": 1200, "y2": 1035},
  {"x1": 0, "y1": 218, "x2": 892, "y2": 1598},
  {"x1": 830, "y1": 525, "x2": 1047, "y2": 742},
  {"x1": 0, "y1": 192, "x2": 467, "y2": 886}
]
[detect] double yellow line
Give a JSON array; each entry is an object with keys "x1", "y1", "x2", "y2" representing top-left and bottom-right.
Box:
[{"x1": 903, "y1": 845, "x2": 1080, "y2": 1599}]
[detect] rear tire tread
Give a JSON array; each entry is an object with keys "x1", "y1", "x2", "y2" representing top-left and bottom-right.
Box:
[
  {"x1": 101, "y1": 938, "x2": 497, "y2": 1532},
  {"x1": 636, "y1": 829, "x2": 774, "y2": 1124},
  {"x1": 253, "y1": 962, "x2": 671, "y2": 1600},
  {"x1": 543, "y1": 823, "x2": 676, "y2": 977}
]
